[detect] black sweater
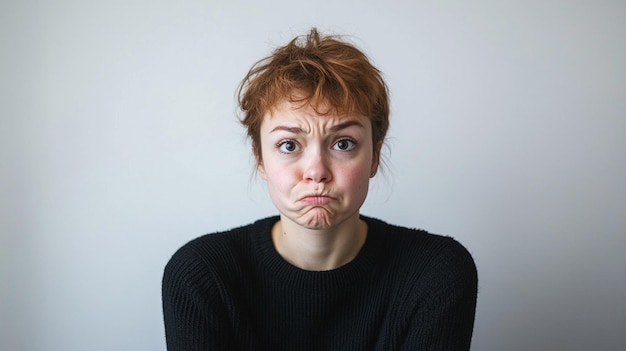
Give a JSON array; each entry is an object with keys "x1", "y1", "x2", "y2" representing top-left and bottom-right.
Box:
[{"x1": 162, "y1": 216, "x2": 477, "y2": 350}]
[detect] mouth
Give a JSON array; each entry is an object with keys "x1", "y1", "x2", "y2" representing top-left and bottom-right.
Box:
[{"x1": 299, "y1": 193, "x2": 335, "y2": 205}]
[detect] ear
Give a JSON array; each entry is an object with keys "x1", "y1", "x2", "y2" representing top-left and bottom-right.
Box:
[
  {"x1": 252, "y1": 141, "x2": 267, "y2": 180},
  {"x1": 257, "y1": 161, "x2": 267, "y2": 180},
  {"x1": 370, "y1": 140, "x2": 383, "y2": 178}
]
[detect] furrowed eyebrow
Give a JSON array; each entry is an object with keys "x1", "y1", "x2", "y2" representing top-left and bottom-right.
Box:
[
  {"x1": 270, "y1": 126, "x2": 305, "y2": 134},
  {"x1": 269, "y1": 120, "x2": 365, "y2": 134},
  {"x1": 328, "y1": 120, "x2": 365, "y2": 133}
]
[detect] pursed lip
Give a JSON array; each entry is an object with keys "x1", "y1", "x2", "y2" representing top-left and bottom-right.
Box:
[{"x1": 298, "y1": 193, "x2": 336, "y2": 205}]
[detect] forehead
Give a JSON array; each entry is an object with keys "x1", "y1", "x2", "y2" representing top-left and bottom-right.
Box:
[{"x1": 262, "y1": 99, "x2": 371, "y2": 130}]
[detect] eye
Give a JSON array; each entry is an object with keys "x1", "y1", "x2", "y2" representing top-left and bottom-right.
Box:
[
  {"x1": 277, "y1": 140, "x2": 300, "y2": 153},
  {"x1": 333, "y1": 138, "x2": 357, "y2": 151}
]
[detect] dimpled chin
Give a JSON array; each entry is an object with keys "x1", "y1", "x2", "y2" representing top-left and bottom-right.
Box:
[{"x1": 296, "y1": 207, "x2": 335, "y2": 229}]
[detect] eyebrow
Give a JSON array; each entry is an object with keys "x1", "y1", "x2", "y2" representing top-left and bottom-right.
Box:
[{"x1": 270, "y1": 119, "x2": 365, "y2": 134}]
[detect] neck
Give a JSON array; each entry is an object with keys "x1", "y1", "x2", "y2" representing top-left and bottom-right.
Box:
[{"x1": 271, "y1": 213, "x2": 367, "y2": 271}]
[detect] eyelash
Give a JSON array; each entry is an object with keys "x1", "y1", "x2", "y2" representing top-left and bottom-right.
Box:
[
  {"x1": 332, "y1": 138, "x2": 358, "y2": 151},
  {"x1": 277, "y1": 140, "x2": 300, "y2": 153},
  {"x1": 275, "y1": 138, "x2": 358, "y2": 154}
]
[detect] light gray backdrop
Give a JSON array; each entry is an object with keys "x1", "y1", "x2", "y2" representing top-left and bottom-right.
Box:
[{"x1": 2, "y1": 1, "x2": 625, "y2": 350}]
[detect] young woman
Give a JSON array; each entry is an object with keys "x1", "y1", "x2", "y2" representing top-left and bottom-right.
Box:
[{"x1": 162, "y1": 28, "x2": 478, "y2": 350}]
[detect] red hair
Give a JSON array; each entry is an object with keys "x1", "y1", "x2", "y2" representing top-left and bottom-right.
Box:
[{"x1": 238, "y1": 28, "x2": 389, "y2": 163}]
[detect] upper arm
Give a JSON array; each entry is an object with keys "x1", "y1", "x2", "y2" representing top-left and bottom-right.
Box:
[
  {"x1": 400, "y1": 239, "x2": 478, "y2": 350},
  {"x1": 162, "y1": 246, "x2": 238, "y2": 351}
]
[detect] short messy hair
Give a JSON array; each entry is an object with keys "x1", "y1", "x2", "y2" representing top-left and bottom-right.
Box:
[{"x1": 238, "y1": 28, "x2": 390, "y2": 164}]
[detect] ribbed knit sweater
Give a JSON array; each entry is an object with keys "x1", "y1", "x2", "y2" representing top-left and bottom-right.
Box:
[{"x1": 162, "y1": 216, "x2": 478, "y2": 350}]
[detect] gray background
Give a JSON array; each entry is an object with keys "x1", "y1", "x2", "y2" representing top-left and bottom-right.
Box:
[{"x1": 2, "y1": 1, "x2": 625, "y2": 350}]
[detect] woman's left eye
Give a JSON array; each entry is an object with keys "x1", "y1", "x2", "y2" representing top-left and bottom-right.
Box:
[{"x1": 332, "y1": 138, "x2": 357, "y2": 151}]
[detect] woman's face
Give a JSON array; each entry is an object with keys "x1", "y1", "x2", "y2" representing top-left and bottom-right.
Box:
[{"x1": 258, "y1": 99, "x2": 379, "y2": 230}]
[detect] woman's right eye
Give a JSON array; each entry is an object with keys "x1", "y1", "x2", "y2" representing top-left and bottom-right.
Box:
[{"x1": 277, "y1": 140, "x2": 300, "y2": 153}]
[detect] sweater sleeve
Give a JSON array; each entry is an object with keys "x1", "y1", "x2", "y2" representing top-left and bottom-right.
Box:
[
  {"x1": 400, "y1": 239, "x2": 478, "y2": 351},
  {"x1": 162, "y1": 245, "x2": 238, "y2": 351}
]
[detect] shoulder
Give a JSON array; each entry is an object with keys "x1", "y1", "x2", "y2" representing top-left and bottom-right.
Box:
[
  {"x1": 163, "y1": 216, "x2": 278, "y2": 285},
  {"x1": 363, "y1": 216, "x2": 477, "y2": 288},
  {"x1": 364, "y1": 216, "x2": 471, "y2": 252}
]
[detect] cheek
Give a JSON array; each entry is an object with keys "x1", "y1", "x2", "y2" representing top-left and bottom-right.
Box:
[
  {"x1": 341, "y1": 162, "x2": 372, "y2": 193},
  {"x1": 265, "y1": 165, "x2": 296, "y2": 194}
]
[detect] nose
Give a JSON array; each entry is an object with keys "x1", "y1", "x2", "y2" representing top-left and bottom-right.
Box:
[{"x1": 303, "y1": 149, "x2": 332, "y2": 183}]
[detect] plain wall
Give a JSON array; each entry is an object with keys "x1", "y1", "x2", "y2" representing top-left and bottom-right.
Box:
[{"x1": 2, "y1": 1, "x2": 625, "y2": 350}]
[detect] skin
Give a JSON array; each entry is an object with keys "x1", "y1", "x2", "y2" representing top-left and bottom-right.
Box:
[{"x1": 257, "y1": 99, "x2": 381, "y2": 271}]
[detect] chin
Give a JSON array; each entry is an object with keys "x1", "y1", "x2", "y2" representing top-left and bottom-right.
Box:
[
  {"x1": 298, "y1": 207, "x2": 362, "y2": 231},
  {"x1": 295, "y1": 208, "x2": 337, "y2": 230},
  {"x1": 303, "y1": 213, "x2": 334, "y2": 229}
]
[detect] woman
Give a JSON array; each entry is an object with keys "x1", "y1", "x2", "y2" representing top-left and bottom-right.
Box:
[{"x1": 162, "y1": 28, "x2": 478, "y2": 350}]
